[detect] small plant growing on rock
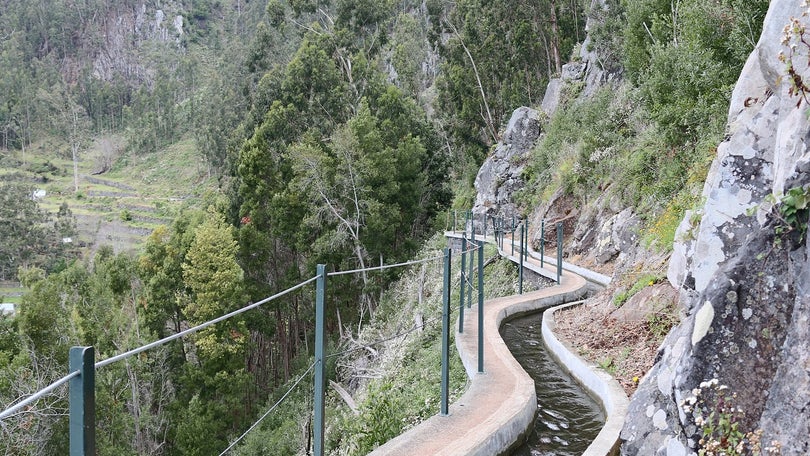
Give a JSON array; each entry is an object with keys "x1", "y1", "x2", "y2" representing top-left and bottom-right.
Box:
[
  {"x1": 778, "y1": 2, "x2": 810, "y2": 108},
  {"x1": 761, "y1": 186, "x2": 810, "y2": 243},
  {"x1": 613, "y1": 273, "x2": 661, "y2": 307},
  {"x1": 681, "y1": 379, "x2": 782, "y2": 455}
]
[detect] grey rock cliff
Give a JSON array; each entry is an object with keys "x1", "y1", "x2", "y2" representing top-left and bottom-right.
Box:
[
  {"x1": 623, "y1": 1, "x2": 810, "y2": 454},
  {"x1": 472, "y1": 107, "x2": 540, "y2": 220},
  {"x1": 92, "y1": 3, "x2": 185, "y2": 86}
]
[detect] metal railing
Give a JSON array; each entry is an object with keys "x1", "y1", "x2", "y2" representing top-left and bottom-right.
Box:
[
  {"x1": 449, "y1": 209, "x2": 565, "y2": 285},
  {"x1": 2, "y1": 209, "x2": 565, "y2": 455}
]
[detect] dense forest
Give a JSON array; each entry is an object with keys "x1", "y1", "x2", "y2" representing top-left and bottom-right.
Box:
[{"x1": 0, "y1": 0, "x2": 771, "y2": 454}]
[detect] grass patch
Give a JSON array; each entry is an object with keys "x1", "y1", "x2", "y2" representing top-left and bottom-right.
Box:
[
  {"x1": 108, "y1": 138, "x2": 213, "y2": 197},
  {"x1": 0, "y1": 282, "x2": 24, "y2": 306},
  {"x1": 613, "y1": 273, "x2": 663, "y2": 307}
]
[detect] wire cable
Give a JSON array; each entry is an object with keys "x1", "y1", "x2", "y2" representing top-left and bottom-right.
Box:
[
  {"x1": 0, "y1": 370, "x2": 80, "y2": 421},
  {"x1": 96, "y1": 275, "x2": 319, "y2": 369},
  {"x1": 327, "y1": 254, "x2": 444, "y2": 277},
  {"x1": 219, "y1": 360, "x2": 317, "y2": 455},
  {"x1": 327, "y1": 314, "x2": 444, "y2": 359}
]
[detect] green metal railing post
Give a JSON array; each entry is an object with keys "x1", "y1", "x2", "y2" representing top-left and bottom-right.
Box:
[
  {"x1": 541, "y1": 220, "x2": 545, "y2": 268},
  {"x1": 459, "y1": 236, "x2": 467, "y2": 333},
  {"x1": 519, "y1": 222, "x2": 524, "y2": 295},
  {"x1": 523, "y1": 220, "x2": 528, "y2": 263},
  {"x1": 467, "y1": 236, "x2": 477, "y2": 309},
  {"x1": 557, "y1": 223, "x2": 563, "y2": 284},
  {"x1": 497, "y1": 217, "x2": 502, "y2": 248},
  {"x1": 441, "y1": 248, "x2": 451, "y2": 416},
  {"x1": 477, "y1": 240, "x2": 485, "y2": 374},
  {"x1": 511, "y1": 220, "x2": 515, "y2": 255},
  {"x1": 314, "y1": 264, "x2": 327, "y2": 456},
  {"x1": 493, "y1": 216, "x2": 498, "y2": 247},
  {"x1": 69, "y1": 346, "x2": 95, "y2": 456}
]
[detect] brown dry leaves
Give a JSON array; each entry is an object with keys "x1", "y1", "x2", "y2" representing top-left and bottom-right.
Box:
[{"x1": 554, "y1": 300, "x2": 666, "y2": 396}]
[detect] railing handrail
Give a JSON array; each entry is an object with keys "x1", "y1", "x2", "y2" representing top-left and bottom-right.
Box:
[
  {"x1": 0, "y1": 276, "x2": 320, "y2": 420},
  {"x1": 2, "y1": 209, "x2": 560, "y2": 456},
  {"x1": 0, "y1": 370, "x2": 80, "y2": 420}
]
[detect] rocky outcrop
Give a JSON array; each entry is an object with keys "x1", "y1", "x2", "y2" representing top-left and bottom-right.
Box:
[
  {"x1": 472, "y1": 107, "x2": 541, "y2": 220},
  {"x1": 623, "y1": 1, "x2": 810, "y2": 454},
  {"x1": 92, "y1": 3, "x2": 185, "y2": 85},
  {"x1": 540, "y1": 0, "x2": 621, "y2": 118}
]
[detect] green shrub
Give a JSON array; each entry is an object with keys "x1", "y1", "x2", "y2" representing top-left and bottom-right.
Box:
[{"x1": 614, "y1": 273, "x2": 662, "y2": 307}]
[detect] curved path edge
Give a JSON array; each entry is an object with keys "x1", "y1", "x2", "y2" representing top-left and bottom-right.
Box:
[
  {"x1": 368, "y1": 233, "x2": 626, "y2": 456},
  {"x1": 543, "y1": 302, "x2": 629, "y2": 456}
]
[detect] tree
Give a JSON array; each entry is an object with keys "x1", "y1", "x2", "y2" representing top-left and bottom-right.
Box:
[
  {"x1": 38, "y1": 83, "x2": 90, "y2": 193},
  {"x1": 0, "y1": 182, "x2": 74, "y2": 279},
  {"x1": 292, "y1": 90, "x2": 448, "y2": 317},
  {"x1": 182, "y1": 208, "x2": 247, "y2": 361},
  {"x1": 434, "y1": 0, "x2": 585, "y2": 158}
]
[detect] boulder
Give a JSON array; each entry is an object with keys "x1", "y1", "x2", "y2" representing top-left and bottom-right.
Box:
[
  {"x1": 541, "y1": 78, "x2": 563, "y2": 117},
  {"x1": 502, "y1": 106, "x2": 542, "y2": 151},
  {"x1": 594, "y1": 209, "x2": 640, "y2": 265}
]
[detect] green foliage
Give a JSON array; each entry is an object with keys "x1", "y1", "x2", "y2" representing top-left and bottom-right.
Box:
[
  {"x1": 769, "y1": 186, "x2": 810, "y2": 243},
  {"x1": 646, "y1": 309, "x2": 678, "y2": 340},
  {"x1": 586, "y1": 0, "x2": 626, "y2": 74},
  {"x1": 637, "y1": 42, "x2": 730, "y2": 146},
  {"x1": 0, "y1": 182, "x2": 77, "y2": 280},
  {"x1": 231, "y1": 365, "x2": 312, "y2": 456},
  {"x1": 351, "y1": 381, "x2": 407, "y2": 451},
  {"x1": 182, "y1": 208, "x2": 247, "y2": 360},
  {"x1": 521, "y1": 0, "x2": 765, "y2": 250},
  {"x1": 521, "y1": 84, "x2": 634, "y2": 207},
  {"x1": 434, "y1": 0, "x2": 586, "y2": 164},
  {"x1": 641, "y1": 172, "x2": 705, "y2": 252},
  {"x1": 613, "y1": 273, "x2": 661, "y2": 307},
  {"x1": 684, "y1": 380, "x2": 782, "y2": 455},
  {"x1": 622, "y1": 0, "x2": 768, "y2": 145}
]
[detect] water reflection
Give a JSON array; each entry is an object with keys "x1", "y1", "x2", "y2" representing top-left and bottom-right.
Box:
[{"x1": 501, "y1": 314, "x2": 605, "y2": 456}]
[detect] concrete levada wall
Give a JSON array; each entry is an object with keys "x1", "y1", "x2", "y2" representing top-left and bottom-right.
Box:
[{"x1": 542, "y1": 302, "x2": 629, "y2": 456}]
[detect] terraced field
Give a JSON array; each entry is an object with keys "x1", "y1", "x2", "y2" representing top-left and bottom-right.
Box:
[{"x1": 2, "y1": 136, "x2": 216, "y2": 258}]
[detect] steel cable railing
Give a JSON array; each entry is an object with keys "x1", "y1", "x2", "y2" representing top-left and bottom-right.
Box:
[
  {"x1": 0, "y1": 276, "x2": 319, "y2": 422},
  {"x1": 0, "y1": 370, "x2": 80, "y2": 420},
  {"x1": 326, "y1": 254, "x2": 444, "y2": 277},
  {"x1": 3, "y1": 211, "x2": 562, "y2": 455},
  {"x1": 96, "y1": 276, "x2": 319, "y2": 369},
  {"x1": 219, "y1": 360, "x2": 318, "y2": 455}
]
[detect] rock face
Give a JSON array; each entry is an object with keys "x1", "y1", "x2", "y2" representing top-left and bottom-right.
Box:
[
  {"x1": 92, "y1": 3, "x2": 186, "y2": 85},
  {"x1": 540, "y1": 0, "x2": 621, "y2": 117},
  {"x1": 472, "y1": 107, "x2": 540, "y2": 220},
  {"x1": 623, "y1": 1, "x2": 810, "y2": 454}
]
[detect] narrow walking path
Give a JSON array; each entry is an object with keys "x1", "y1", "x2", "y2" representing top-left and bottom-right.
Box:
[{"x1": 369, "y1": 232, "x2": 626, "y2": 456}]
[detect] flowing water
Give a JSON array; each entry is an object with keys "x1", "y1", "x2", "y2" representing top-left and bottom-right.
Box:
[{"x1": 502, "y1": 313, "x2": 605, "y2": 456}]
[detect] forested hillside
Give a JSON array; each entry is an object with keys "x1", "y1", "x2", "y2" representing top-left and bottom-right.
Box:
[{"x1": 0, "y1": 0, "x2": 778, "y2": 454}]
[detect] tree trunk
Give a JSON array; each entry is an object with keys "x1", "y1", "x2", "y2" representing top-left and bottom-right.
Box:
[
  {"x1": 549, "y1": 0, "x2": 562, "y2": 75},
  {"x1": 72, "y1": 143, "x2": 79, "y2": 193},
  {"x1": 445, "y1": 19, "x2": 499, "y2": 144}
]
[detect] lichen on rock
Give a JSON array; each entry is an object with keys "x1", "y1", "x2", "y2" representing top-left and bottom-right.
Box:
[{"x1": 623, "y1": 1, "x2": 810, "y2": 454}]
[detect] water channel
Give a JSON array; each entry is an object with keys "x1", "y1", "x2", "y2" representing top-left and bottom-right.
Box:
[{"x1": 502, "y1": 312, "x2": 605, "y2": 456}]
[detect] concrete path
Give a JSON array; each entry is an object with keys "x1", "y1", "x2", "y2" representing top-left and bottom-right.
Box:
[{"x1": 369, "y1": 233, "x2": 602, "y2": 456}]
